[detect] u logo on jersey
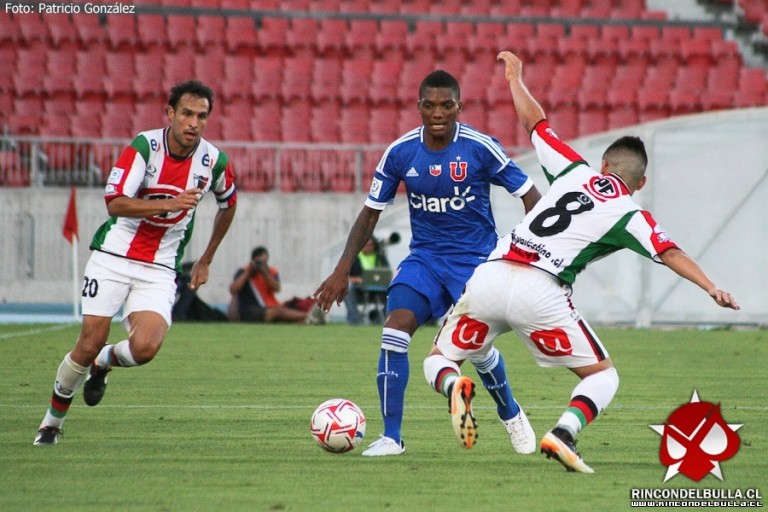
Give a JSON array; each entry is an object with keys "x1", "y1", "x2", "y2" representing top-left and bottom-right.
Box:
[
  {"x1": 452, "y1": 315, "x2": 488, "y2": 351},
  {"x1": 530, "y1": 328, "x2": 573, "y2": 356},
  {"x1": 450, "y1": 161, "x2": 468, "y2": 182}
]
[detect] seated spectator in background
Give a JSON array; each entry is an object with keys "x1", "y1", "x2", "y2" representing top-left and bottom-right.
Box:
[
  {"x1": 228, "y1": 246, "x2": 324, "y2": 324},
  {"x1": 173, "y1": 262, "x2": 228, "y2": 322},
  {"x1": 345, "y1": 237, "x2": 390, "y2": 325}
]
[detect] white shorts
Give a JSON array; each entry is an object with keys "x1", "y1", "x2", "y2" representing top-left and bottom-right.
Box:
[
  {"x1": 434, "y1": 260, "x2": 609, "y2": 368},
  {"x1": 81, "y1": 251, "x2": 176, "y2": 330}
]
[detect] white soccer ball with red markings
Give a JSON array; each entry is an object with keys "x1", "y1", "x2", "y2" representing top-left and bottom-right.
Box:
[{"x1": 310, "y1": 398, "x2": 366, "y2": 453}]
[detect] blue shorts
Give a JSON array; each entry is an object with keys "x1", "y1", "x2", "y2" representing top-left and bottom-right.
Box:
[{"x1": 387, "y1": 250, "x2": 481, "y2": 325}]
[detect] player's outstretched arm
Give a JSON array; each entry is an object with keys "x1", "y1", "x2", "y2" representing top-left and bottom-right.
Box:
[
  {"x1": 313, "y1": 206, "x2": 382, "y2": 313},
  {"x1": 659, "y1": 248, "x2": 740, "y2": 310},
  {"x1": 497, "y1": 51, "x2": 547, "y2": 136},
  {"x1": 189, "y1": 204, "x2": 237, "y2": 291}
]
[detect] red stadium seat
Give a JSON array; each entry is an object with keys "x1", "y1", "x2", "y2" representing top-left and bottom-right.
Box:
[
  {"x1": 607, "y1": 105, "x2": 639, "y2": 131},
  {"x1": 14, "y1": 47, "x2": 46, "y2": 97},
  {"x1": 310, "y1": 100, "x2": 341, "y2": 142},
  {"x1": 339, "y1": 102, "x2": 371, "y2": 143},
  {"x1": 229, "y1": 16, "x2": 262, "y2": 56},
  {"x1": 194, "y1": 50, "x2": 226, "y2": 82},
  {"x1": 287, "y1": 18, "x2": 319, "y2": 57},
  {"x1": 345, "y1": 19, "x2": 378, "y2": 59},
  {"x1": 340, "y1": 59, "x2": 374, "y2": 105},
  {"x1": 281, "y1": 99, "x2": 313, "y2": 142},
  {"x1": 106, "y1": 13, "x2": 137, "y2": 51},
  {"x1": 547, "y1": 104, "x2": 578, "y2": 141},
  {"x1": 133, "y1": 50, "x2": 165, "y2": 101},
  {"x1": 136, "y1": 14, "x2": 167, "y2": 51},
  {"x1": 667, "y1": 89, "x2": 701, "y2": 115},
  {"x1": 73, "y1": 99, "x2": 104, "y2": 137},
  {"x1": 637, "y1": 88, "x2": 670, "y2": 122},
  {"x1": 699, "y1": 89, "x2": 733, "y2": 111},
  {"x1": 196, "y1": 16, "x2": 226, "y2": 50},
  {"x1": 405, "y1": 20, "x2": 443, "y2": 59},
  {"x1": 75, "y1": 14, "x2": 107, "y2": 48},
  {"x1": 44, "y1": 49, "x2": 77, "y2": 98},
  {"x1": 220, "y1": 103, "x2": 254, "y2": 142},
  {"x1": 46, "y1": 14, "x2": 78, "y2": 49},
  {"x1": 17, "y1": 13, "x2": 48, "y2": 45},
  {"x1": 674, "y1": 65, "x2": 708, "y2": 95},
  {"x1": 460, "y1": 101, "x2": 488, "y2": 134},
  {"x1": 103, "y1": 51, "x2": 136, "y2": 100},
  {"x1": 0, "y1": 150, "x2": 29, "y2": 187},
  {"x1": 311, "y1": 58, "x2": 343, "y2": 103},
  {"x1": 221, "y1": 55, "x2": 253, "y2": 100},
  {"x1": 323, "y1": 155, "x2": 358, "y2": 193},
  {"x1": 132, "y1": 101, "x2": 166, "y2": 135},
  {"x1": 370, "y1": 60, "x2": 403, "y2": 106},
  {"x1": 251, "y1": 55, "x2": 283, "y2": 102},
  {"x1": 281, "y1": 56, "x2": 314, "y2": 102},
  {"x1": 0, "y1": 13, "x2": 21, "y2": 45},
  {"x1": 102, "y1": 101, "x2": 136, "y2": 139},
  {"x1": 369, "y1": 0, "x2": 398, "y2": 13},
  {"x1": 237, "y1": 156, "x2": 277, "y2": 192},
  {"x1": 429, "y1": 0, "x2": 463, "y2": 15},
  {"x1": 467, "y1": 21, "x2": 505, "y2": 62},
  {"x1": 162, "y1": 48, "x2": 196, "y2": 93},
  {"x1": 167, "y1": 15, "x2": 197, "y2": 51},
  {"x1": 681, "y1": 38, "x2": 714, "y2": 68},
  {"x1": 489, "y1": 0, "x2": 521, "y2": 16},
  {"x1": 317, "y1": 18, "x2": 348, "y2": 58},
  {"x1": 399, "y1": 0, "x2": 431, "y2": 14},
  {"x1": 251, "y1": 101, "x2": 283, "y2": 142},
  {"x1": 376, "y1": 19, "x2": 409, "y2": 61},
  {"x1": 369, "y1": 103, "x2": 402, "y2": 144},
  {"x1": 552, "y1": 0, "x2": 581, "y2": 17},
  {"x1": 733, "y1": 67, "x2": 768, "y2": 107}
]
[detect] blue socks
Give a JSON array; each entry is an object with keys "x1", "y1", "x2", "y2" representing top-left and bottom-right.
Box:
[
  {"x1": 473, "y1": 349, "x2": 520, "y2": 421},
  {"x1": 377, "y1": 348, "x2": 409, "y2": 443}
]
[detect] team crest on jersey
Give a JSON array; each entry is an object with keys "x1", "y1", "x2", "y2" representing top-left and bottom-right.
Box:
[
  {"x1": 450, "y1": 160, "x2": 468, "y2": 182},
  {"x1": 146, "y1": 163, "x2": 157, "y2": 177},
  {"x1": 194, "y1": 174, "x2": 209, "y2": 190},
  {"x1": 584, "y1": 174, "x2": 621, "y2": 202},
  {"x1": 429, "y1": 164, "x2": 441, "y2": 176}
]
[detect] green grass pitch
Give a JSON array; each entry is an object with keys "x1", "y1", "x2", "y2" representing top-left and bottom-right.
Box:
[{"x1": 1, "y1": 323, "x2": 765, "y2": 511}]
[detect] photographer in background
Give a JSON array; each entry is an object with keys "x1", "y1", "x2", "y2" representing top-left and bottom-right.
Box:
[
  {"x1": 345, "y1": 237, "x2": 391, "y2": 325},
  {"x1": 228, "y1": 246, "x2": 324, "y2": 324}
]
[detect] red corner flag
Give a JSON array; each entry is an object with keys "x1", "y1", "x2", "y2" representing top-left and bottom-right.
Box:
[{"x1": 62, "y1": 186, "x2": 79, "y2": 244}]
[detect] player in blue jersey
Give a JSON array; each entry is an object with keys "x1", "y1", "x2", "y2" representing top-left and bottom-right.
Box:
[{"x1": 313, "y1": 70, "x2": 542, "y2": 456}]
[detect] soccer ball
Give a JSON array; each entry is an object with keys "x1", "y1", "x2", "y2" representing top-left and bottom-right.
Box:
[{"x1": 310, "y1": 398, "x2": 366, "y2": 453}]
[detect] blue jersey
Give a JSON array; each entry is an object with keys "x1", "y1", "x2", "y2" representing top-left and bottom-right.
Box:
[{"x1": 366, "y1": 123, "x2": 533, "y2": 262}]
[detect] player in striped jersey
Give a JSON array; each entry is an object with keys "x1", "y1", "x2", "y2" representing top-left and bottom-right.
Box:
[
  {"x1": 34, "y1": 81, "x2": 237, "y2": 445},
  {"x1": 314, "y1": 70, "x2": 542, "y2": 456},
  {"x1": 424, "y1": 52, "x2": 740, "y2": 472}
]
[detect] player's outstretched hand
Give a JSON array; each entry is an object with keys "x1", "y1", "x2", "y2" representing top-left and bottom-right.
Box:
[
  {"x1": 708, "y1": 288, "x2": 740, "y2": 310},
  {"x1": 496, "y1": 51, "x2": 524, "y2": 83},
  {"x1": 312, "y1": 271, "x2": 350, "y2": 313}
]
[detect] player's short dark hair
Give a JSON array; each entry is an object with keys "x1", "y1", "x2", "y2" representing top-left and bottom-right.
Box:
[
  {"x1": 168, "y1": 80, "x2": 214, "y2": 114},
  {"x1": 419, "y1": 70, "x2": 461, "y2": 100},
  {"x1": 251, "y1": 246, "x2": 268, "y2": 259},
  {"x1": 604, "y1": 136, "x2": 647, "y2": 167},
  {"x1": 603, "y1": 136, "x2": 648, "y2": 187}
]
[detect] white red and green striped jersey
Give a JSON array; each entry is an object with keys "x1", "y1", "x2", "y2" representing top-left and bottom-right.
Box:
[
  {"x1": 488, "y1": 120, "x2": 677, "y2": 285},
  {"x1": 90, "y1": 128, "x2": 237, "y2": 272}
]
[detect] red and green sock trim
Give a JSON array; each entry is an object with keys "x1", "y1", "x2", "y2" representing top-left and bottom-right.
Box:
[
  {"x1": 435, "y1": 367, "x2": 459, "y2": 395},
  {"x1": 49, "y1": 393, "x2": 73, "y2": 419},
  {"x1": 566, "y1": 395, "x2": 599, "y2": 429}
]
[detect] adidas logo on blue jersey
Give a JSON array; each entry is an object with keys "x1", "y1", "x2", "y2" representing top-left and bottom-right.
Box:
[{"x1": 406, "y1": 167, "x2": 419, "y2": 177}]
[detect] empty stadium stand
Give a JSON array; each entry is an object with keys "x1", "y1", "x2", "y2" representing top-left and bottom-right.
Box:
[{"x1": 1, "y1": 1, "x2": 767, "y2": 190}]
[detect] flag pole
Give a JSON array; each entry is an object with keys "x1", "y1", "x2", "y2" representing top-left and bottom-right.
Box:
[
  {"x1": 71, "y1": 235, "x2": 79, "y2": 321},
  {"x1": 63, "y1": 186, "x2": 80, "y2": 322}
]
